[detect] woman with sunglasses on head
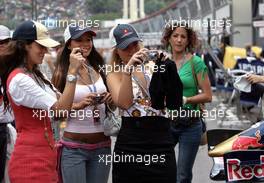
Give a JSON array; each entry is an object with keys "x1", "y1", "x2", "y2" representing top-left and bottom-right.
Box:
[
  {"x1": 162, "y1": 22, "x2": 212, "y2": 183},
  {"x1": 0, "y1": 21, "x2": 84, "y2": 183},
  {"x1": 107, "y1": 24, "x2": 181, "y2": 183},
  {"x1": 52, "y1": 25, "x2": 112, "y2": 183}
]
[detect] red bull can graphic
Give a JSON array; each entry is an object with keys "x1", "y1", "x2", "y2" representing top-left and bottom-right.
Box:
[
  {"x1": 209, "y1": 122, "x2": 264, "y2": 157},
  {"x1": 224, "y1": 150, "x2": 264, "y2": 182}
]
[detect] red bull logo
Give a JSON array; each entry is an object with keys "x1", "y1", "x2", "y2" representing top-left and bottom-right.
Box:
[
  {"x1": 232, "y1": 130, "x2": 264, "y2": 150},
  {"x1": 227, "y1": 155, "x2": 264, "y2": 181}
]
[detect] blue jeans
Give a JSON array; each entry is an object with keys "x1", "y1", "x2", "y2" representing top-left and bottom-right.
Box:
[
  {"x1": 171, "y1": 119, "x2": 202, "y2": 183},
  {"x1": 61, "y1": 138, "x2": 111, "y2": 183}
]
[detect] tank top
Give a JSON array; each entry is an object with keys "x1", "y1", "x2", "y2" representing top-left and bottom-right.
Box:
[
  {"x1": 121, "y1": 66, "x2": 166, "y2": 117},
  {"x1": 64, "y1": 76, "x2": 107, "y2": 133}
]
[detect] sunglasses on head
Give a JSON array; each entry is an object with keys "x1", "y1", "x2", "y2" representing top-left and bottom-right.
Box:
[{"x1": 0, "y1": 38, "x2": 10, "y2": 45}]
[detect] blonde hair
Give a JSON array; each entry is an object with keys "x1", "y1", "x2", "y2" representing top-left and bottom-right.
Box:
[{"x1": 109, "y1": 42, "x2": 143, "y2": 73}]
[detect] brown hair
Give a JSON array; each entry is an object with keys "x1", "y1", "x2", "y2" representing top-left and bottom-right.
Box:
[
  {"x1": 52, "y1": 40, "x2": 105, "y2": 93},
  {"x1": 0, "y1": 40, "x2": 56, "y2": 110},
  {"x1": 161, "y1": 22, "x2": 198, "y2": 53}
]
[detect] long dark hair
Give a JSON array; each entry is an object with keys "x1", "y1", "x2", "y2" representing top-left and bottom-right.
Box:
[
  {"x1": 52, "y1": 41, "x2": 106, "y2": 93},
  {"x1": 0, "y1": 40, "x2": 55, "y2": 110}
]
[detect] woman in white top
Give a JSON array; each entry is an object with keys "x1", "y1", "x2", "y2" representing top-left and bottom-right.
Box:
[
  {"x1": 52, "y1": 25, "x2": 112, "y2": 183},
  {"x1": 0, "y1": 21, "x2": 83, "y2": 183},
  {"x1": 107, "y1": 24, "x2": 177, "y2": 183}
]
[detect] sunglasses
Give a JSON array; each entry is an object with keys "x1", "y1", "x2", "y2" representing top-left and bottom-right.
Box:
[{"x1": 0, "y1": 38, "x2": 10, "y2": 45}]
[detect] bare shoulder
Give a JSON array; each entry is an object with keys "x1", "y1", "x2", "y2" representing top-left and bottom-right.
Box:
[{"x1": 106, "y1": 71, "x2": 122, "y2": 83}]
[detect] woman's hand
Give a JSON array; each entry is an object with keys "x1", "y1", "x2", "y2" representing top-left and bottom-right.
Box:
[
  {"x1": 157, "y1": 50, "x2": 170, "y2": 61},
  {"x1": 101, "y1": 92, "x2": 113, "y2": 104},
  {"x1": 246, "y1": 74, "x2": 264, "y2": 84},
  {"x1": 126, "y1": 48, "x2": 149, "y2": 67},
  {"x1": 68, "y1": 48, "x2": 85, "y2": 74},
  {"x1": 73, "y1": 93, "x2": 97, "y2": 110}
]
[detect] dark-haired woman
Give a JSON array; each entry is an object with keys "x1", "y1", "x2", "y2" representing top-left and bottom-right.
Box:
[
  {"x1": 52, "y1": 25, "x2": 112, "y2": 183},
  {"x1": 162, "y1": 23, "x2": 212, "y2": 183},
  {"x1": 0, "y1": 21, "x2": 84, "y2": 183}
]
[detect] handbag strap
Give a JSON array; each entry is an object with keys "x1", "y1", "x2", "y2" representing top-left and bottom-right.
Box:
[
  {"x1": 106, "y1": 103, "x2": 116, "y2": 114},
  {"x1": 106, "y1": 103, "x2": 132, "y2": 117},
  {"x1": 190, "y1": 58, "x2": 200, "y2": 110},
  {"x1": 132, "y1": 75, "x2": 150, "y2": 99},
  {"x1": 190, "y1": 58, "x2": 199, "y2": 94}
]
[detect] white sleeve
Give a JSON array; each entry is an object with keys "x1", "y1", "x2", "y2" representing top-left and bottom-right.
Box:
[{"x1": 9, "y1": 73, "x2": 57, "y2": 111}]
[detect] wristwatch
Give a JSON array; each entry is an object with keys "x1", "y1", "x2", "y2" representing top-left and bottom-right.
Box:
[{"x1": 67, "y1": 74, "x2": 77, "y2": 83}]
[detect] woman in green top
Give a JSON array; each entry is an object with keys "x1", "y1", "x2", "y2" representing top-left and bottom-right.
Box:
[{"x1": 162, "y1": 22, "x2": 212, "y2": 183}]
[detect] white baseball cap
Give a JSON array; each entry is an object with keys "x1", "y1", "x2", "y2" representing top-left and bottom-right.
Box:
[{"x1": 0, "y1": 25, "x2": 11, "y2": 40}]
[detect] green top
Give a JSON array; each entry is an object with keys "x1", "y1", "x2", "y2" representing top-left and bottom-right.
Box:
[{"x1": 178, "y1": 55, "x2": 208, "y2": 110}]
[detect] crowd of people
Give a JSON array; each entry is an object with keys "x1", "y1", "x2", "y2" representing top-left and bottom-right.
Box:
[
  {"x1": 0, "y1": 0, "x2": 87, "y2": 27},
  {"x1": 0, "y1": 20, "x2": 217, "y2": 183}
]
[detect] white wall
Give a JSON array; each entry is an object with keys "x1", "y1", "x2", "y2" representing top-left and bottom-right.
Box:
[
  {"x1": 232, "y1": 0, "x2": 252, "y2": 46},
  {"x1": 215, "y1": 5, "x2": 231, "y2": 34}
]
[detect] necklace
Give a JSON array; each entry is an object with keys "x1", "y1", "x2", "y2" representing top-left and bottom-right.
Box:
[
  {"x1": 78, "y1": 64, "x2": 96, "y2": 86},
  {"x1": 43, "y1": 117, "x2": 55, "y2": 150},
  {"x1": 78, "y1": 64, "x2": 100, "y2": 124},
  {"x1": 23, "y1": 67, "x2": 45, "y2": 88},
  {"x1": 22, "y1": 67, "x2": 55, "y2": 149}
]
